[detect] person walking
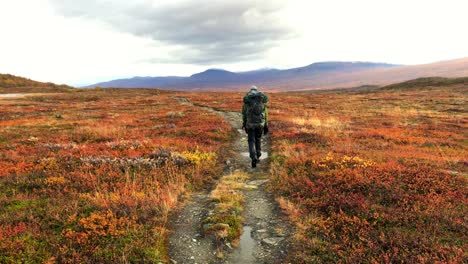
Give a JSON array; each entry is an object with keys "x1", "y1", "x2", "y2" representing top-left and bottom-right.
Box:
[{"x1": 242, "y1": 85, "x2": 269, "y2": 168}]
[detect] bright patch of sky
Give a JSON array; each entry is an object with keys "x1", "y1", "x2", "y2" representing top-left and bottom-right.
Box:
[{"x1": 0, "y1": 0, "x2": 466, "y2": 86}]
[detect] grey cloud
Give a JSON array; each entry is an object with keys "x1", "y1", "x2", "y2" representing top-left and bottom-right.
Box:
[{"x1": 50, "y1": 0, "x2": 295, "y2": 64}]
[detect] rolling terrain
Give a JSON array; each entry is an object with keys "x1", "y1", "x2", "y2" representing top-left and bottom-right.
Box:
[
  {"x1": 0, "y1": 77, "x2": 466, "y2": 263},
  {"x1": 87, "y1": 57, "x2": 468, "y2": 91},
  {"x1": 0, "y1": 74, "x2": 72, "y2": 93},
  {"x1": 185, "y1": 77, "x2": 467, "y2": 263}
]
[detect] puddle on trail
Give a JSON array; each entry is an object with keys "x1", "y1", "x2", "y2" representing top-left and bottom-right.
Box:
[
  {"x1": 241, "y1": 151, "x2": 268, "y2": 160},
  {"x1": 231, "y1": 226, "x2": 255, "y2": 264}
]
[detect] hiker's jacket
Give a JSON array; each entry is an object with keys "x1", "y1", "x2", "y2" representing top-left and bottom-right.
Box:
[{"x1": 242, "y1": 89, "x2": 268, "y2": 128}]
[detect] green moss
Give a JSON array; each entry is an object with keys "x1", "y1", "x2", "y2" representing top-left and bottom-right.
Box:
[
  {"x1": 270, "y1": 153, "x2": 286, "y2": 165},
  {"x1": 139, "y1": 248, "x2": 164, "y2": 263},
  {"x1": 203, "y1": 214, "x2": 243, "y2": 242},
  {"x1": 4, "y1": 200, "x2": 31, "y2": 212}
]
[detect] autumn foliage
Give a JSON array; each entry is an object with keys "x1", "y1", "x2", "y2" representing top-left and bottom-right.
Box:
[
  {"x1": 1, "y1": 79, "x2": 466, "y2": 263},
  {"x1": 0, "y1": 73, "x2": 72, "y2": 93},
  {"x1": 0, "y1": 89, "x2": 232, "y2": 263},
  {"x1": 185, "y1": 80, "x2": 467, "y2": 263}
]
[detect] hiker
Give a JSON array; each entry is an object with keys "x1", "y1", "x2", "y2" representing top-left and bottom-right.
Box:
[{"x1": 242, "y1": 85, "x2": 269, "y2": 168}]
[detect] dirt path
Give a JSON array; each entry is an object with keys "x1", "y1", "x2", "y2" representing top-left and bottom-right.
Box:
[
  {"x1": 0, "y1": 93, "x2": 26, "y2": 98},
  {"x1": 0, "y1": 93, "x2": 62, "y2": 99},
  {"x1": 169, "y1": 98, "x2": 290, "y2": 264}
]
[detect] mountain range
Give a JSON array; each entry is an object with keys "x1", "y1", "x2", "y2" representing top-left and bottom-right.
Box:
[{"x1": 86, "y1": 58, "x2": 468, "y2": 91}]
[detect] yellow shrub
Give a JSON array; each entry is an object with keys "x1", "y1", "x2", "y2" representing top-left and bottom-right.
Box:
[
  {"x1": 78, "y1": 210, "x2": 134, "y2": 237},
  {"x1": 182, "y1": 149, "x2": 216, "y2": 166},
  {"x1": 40, "y1": 157, "x2": 59, "y2": 171},
  {"x1": 313, "y1": 153, "x2": 375, "y2": 169},
  {"x1": 44, "y1": 176, "x2": 68, "y2": 185}
]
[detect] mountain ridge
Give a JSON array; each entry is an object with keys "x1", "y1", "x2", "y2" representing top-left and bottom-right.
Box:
[{"x1": 87, "y1": 61, "x2": 399, "y2": 90}]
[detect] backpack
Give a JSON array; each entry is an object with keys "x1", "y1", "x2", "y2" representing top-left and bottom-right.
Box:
[{"x1": 245, "y1": 92, "x2": 265, "y2": 129}]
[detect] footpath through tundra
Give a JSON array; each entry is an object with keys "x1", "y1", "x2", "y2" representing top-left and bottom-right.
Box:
[{"x1": 169, "y1": 97, "x2": 291, "y2": 264}]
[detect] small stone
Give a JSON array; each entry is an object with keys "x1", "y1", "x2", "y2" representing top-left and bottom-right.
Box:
[
  {"x1": 243, "y1": 184, "x2": 258, "y2": 190},
  {"x1": 190, "y1": 256, "x2": 195, "y2": 259},
  {"x1": 203, "y1": 223, "x2": 213, "y2": 230},
  {"x1": 262, "y1": 237, "x2": 285, "y2": 246},
  {"x1": 248, "y1": 180, "x2": 269, "y2": 186},
  {"x1": 192, "y1": 238, "x2": 197, "y2": 242},
  {"x1": 216, "y1": 250, "x2": 225, "y2": 259}
]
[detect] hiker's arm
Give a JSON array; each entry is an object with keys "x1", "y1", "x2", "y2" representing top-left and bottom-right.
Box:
[
  {"x1": 263, "y1": 93, "x2": 269, "y2": 126},
  {"x1": 242, "y1": 104, "x2": 247, "y2": 125}
]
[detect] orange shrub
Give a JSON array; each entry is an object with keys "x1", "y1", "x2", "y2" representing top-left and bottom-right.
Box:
[{"x1": 0, "y1": 89, "x2": 231, "y2": 262}]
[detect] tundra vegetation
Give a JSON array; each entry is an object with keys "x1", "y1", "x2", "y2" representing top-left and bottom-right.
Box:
[
  {"x1": 185, "y1": 78, "x2": 467, "y2": 263},
  {"x1": 0, "y1": 77, "x2": 466, "y2": 263},
  {"x1": 0, "y1": 89, "x2": 231, "y2": 263},
  {"x1": 0, "y1": 74, "x2": 72, "y2": 93}
]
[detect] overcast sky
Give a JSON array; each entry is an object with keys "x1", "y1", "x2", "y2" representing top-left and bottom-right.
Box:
[{"x1": 0, "y1": 0, "x2": 467, "y2": 86}]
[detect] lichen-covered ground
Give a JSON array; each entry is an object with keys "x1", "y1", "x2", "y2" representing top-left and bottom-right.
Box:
[{"x1": 1, "y1": 78, "x2": 466, "y2": 263}]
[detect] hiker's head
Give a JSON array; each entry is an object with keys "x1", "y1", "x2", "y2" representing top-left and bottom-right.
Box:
[{"x1": 250, "y1": 85, "x2": 258, "y2": 91}]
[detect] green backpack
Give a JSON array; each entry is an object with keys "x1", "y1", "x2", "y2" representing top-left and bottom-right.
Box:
[{"x1": 245, "y1": 92, "x2": 265, "y2": 129}]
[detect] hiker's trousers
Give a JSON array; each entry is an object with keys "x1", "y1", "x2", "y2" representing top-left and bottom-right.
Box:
[{"x1": 247, "y1": 127, "x2": 263, "y2": 160}]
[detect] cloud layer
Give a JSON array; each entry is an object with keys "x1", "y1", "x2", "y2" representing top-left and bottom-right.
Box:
[{"x1": 50, "y1": 0, "x2": 294, "y2": 64}]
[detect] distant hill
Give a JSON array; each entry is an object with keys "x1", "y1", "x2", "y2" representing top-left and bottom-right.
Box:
[
  {"x1": 86, "y1": 62, "x2": 397, "y2": 90},
  {"x1": 296, "y1": 57, "x2": 468, "y2": 91},
  {"x1": 86, "y1": 58, "x2": 468, "y2": 91},
  {"x1": 380, "y1": 77, "x2": 468, "y2": 90},
  {"x1": 0, "y1": 74, "x2": 73, "y2": 93}
]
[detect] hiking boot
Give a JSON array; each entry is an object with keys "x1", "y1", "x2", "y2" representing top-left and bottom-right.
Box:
[
  {"x1": 257, "y1": 152, "x2": 262, "y2": 161},
  {"x1": 251, "y1": 159, "x2": 257, "y2": 168}
]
